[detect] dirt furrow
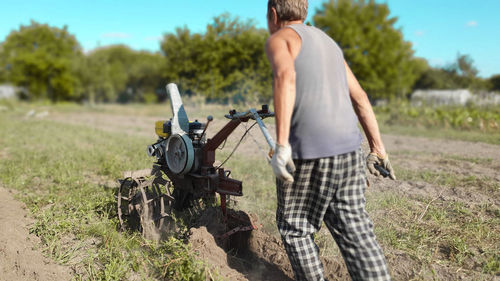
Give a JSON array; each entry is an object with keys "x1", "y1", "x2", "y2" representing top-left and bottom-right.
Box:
[{"x1": 0, "y1": 187, "x2": 72, "y2": 281}]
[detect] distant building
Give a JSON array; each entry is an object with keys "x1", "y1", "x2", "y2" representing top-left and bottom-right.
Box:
[
  {"x1": 471, "y1": 91, "x2": 500, "y2": 106},
  {"x1": 411, "y1": 89, "x2": 472, "y2": 106},
  {"x1": 0, "y1": 84, "x2": 16, "y2": 99}
]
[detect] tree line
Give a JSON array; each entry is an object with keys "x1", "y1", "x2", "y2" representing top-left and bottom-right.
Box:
[{"x1": 0, "y1": 0, "x2": 498, "y2": 104}]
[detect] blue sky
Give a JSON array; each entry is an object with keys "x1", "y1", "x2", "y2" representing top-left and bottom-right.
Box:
[{"x1": 1, "y1": 0, "x2": 499, "y2": 77}]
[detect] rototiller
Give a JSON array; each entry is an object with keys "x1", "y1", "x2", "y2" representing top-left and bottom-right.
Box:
[{"x1": 116, "y1": 83, "x2": 276, "y2": 239}]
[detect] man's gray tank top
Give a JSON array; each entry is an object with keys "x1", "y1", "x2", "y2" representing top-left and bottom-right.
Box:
[{"x1": 287, "y1": 24, "x2": 362, "y2": 159}]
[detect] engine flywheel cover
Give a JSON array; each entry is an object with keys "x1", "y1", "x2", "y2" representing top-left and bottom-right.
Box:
[{"x1": 165, "y1": 133, "x2": 194, "y2": 175}]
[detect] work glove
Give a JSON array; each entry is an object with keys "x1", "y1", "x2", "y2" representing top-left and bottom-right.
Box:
[
  {"x1": 366, "y1": 152, "x2": 396, "y2": 180},
  {"x1": 271, "y1": 143, "x2": 296, "y2": 183}
]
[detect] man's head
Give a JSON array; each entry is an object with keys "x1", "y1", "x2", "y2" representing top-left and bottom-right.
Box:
[{"x1": 267, "y1": 0, "x2": 308, "y2": 34}]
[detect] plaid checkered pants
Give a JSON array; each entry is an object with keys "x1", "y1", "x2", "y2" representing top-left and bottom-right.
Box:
[{"x1": 276, "y1": 149, "x2": 391, "y2": 281}]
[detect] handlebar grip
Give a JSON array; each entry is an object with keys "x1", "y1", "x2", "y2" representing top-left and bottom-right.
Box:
[{"x1": 374, "y1": 163, "x2": 390, "y2": 178}]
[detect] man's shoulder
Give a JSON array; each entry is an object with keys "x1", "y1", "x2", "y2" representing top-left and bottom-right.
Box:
[
  {"x1": 266, "y1": 27, "x2": 301, "y2": 53},
  {"x1": 268, "y1": 27, "x2": 300, "y2": 42}
]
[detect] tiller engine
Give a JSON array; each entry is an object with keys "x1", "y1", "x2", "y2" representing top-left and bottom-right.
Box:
[{"x1": 116, "y1": 83, "x2": 276, "y2": 240}]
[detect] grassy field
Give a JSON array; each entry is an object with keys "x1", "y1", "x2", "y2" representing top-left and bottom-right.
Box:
[{"x1": 0, "y1": 100, "x2": 498, "y2": 280}]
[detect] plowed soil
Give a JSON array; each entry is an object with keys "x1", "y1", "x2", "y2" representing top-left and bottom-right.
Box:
[{"x1": 188, "y1": 207, "x2": 351, "y2": 281}]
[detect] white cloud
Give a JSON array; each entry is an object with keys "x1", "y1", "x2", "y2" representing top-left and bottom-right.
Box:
[
  {"x1": 145, "y1": 36, "x2": 162, "y2": 41},
  {"x1": 415, "y1": 30, "x2": 425, "y2": 37},
  {"x1": 101, "y1": 32, "x2": 131, "y2": 39},
  {"x1": 466, "y1": 21, "x2": 478, "y2": 27}
]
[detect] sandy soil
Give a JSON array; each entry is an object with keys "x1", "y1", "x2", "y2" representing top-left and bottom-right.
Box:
[{"x1": 0, "y1": 187, "x2": 72, "y2": 281}]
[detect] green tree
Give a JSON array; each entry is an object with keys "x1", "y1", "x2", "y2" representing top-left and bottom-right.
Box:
[
  {"x1": 413, "y1": 54, "x2": 488, "y2": 92},
  {"x1": 489, "y1": 74, "x2": 500, "y2": 92},
  {"x1": 456, "y1": 54, "x2": 478, "y2": 78},
  {"x1": 125, "y1": 50, "x2": 164, "y2": 103},
  {"x1": 84, "y1": 45, "x2": 133, "y2": 103},
  {"x1": 81, "y1": 45, "x2": 164, "y2": 103},
  {"x1": 413, "y1": 58, "x2": 462, "y2": 90},
  {"x1": 0, "y1": 21, "x2": 82, "y2": 101},
  {"x1": 161, "y1": 27, "x2": 204, "y2": 96},
  {"x1": 161, "y1": 14, "x2": 272, "y2": 103},
  {"x1": 452, "y1": 54, "x2": 487, "y2": 91},
  {"x1": 313, "y1": 0, "x2": 421, "y2": 99},
  {"x1": 413, "y1": 67, "x2": 457, "y2": 90},
  {"x1": 0, "y1": 47, "x2": 6, "y2": 83}
]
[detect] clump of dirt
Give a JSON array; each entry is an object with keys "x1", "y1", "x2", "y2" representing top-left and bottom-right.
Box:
[
  {"x1": 385, "y1": 250, "x2": 422, "y2": 280},
  {"x1": 188, "y1": 207, "x2": 352, "y2": 281},
  {"x1": 189, "y1": 227, "x2": 248, "y2": 281}
]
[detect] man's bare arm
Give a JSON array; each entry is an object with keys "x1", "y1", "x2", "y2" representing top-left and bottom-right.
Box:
[
  {"x1": 344, "y1": 60, "x2": 386, "y2": 157},
  {"x1": 265, "y1": 32, "x2": 297, "y2": 146}
]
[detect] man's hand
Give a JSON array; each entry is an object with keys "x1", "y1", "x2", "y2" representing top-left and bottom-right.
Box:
[
  {"x1": 271, "y1": 143, "x2": 296, "y2": 183},
  {"x1": 367, "y1": 153, "x2": 396, "y2": 180}
]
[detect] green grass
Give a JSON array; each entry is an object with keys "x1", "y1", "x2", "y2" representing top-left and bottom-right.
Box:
[
  {"x1": 444, "y1": 154, "x2": 493, "y2": 165},
  {"x1": 366, "y1": 191, "x2": 500, "y2": 275},
  {"x1": 378, "y1": 124, "x2": 500, "y2": 145},
  {"x1": 376, "y1": 165, "x2": 499, "y2": 274},
  {"x1": 396, "y1": 168, "x2": 499, "y2": 194},
  {"x1": 0, "y1": 111, "x2": 211, "y2": 280}
]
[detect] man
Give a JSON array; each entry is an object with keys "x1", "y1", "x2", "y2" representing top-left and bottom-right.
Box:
[{"x1": 266, "y1": 0, "x2": 395, "y2": 280}]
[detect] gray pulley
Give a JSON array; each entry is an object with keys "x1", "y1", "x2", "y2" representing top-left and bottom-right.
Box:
[{"x1": 165, "y1": 133, "x2": 194, "y2": 175}]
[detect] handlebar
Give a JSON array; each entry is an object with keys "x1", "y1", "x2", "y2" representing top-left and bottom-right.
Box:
[
  {"x1": 223, "y1": 105, "x2": 276, "y2": 158},
  {"x1": 224, "y1": 105, "x2": 275, "y2": 120}
]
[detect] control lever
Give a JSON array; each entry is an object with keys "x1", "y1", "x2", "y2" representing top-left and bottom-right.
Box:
[{"x1": 200, "y1": 115, "x2": 213, "y2": 139}]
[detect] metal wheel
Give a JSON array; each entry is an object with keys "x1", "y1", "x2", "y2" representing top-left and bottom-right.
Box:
[
  {"x1": 117, "y1": 177, "x2": 141, "y2": 232},
  {"x1": 116, "y1": 169, "x2": 176, "y2": 241}
]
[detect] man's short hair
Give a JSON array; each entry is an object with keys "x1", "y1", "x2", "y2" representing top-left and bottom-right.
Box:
[{"x1": 268, "y1": 0, "x2": 308, "y2": 22}]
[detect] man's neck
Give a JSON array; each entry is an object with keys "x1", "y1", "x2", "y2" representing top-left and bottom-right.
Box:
[{"x1": 279, "y1": 20, "x2": 303, "y2": 28}]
